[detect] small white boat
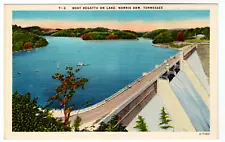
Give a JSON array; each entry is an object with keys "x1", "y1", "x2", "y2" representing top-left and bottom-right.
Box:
[
  {"x1": 18, "y1": 72, "x2": 22, "y2": 74},
  {"x1": 77, "y1": 62, "x2": 84, "y2": 66},
  {"x1": 77, "y1": 62, "x2": 88, "y2": 66}
]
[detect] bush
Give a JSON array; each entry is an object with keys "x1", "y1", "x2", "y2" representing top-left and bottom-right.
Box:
[
  {"x1": 81, "y1": 33, "x2": 91, "y2": 40},
  {"x1": 107, "y1": 34, "x2": 118, "y2": 40},
  {"x1": 95, "y1": 115, "x2": 127, "y2": 132},
  {"x1": 24, "y1": 42, "x2": 33, "y2": 50},
  {"x1": 12, "y1": 91, "x2": 70, "y2": 132}
]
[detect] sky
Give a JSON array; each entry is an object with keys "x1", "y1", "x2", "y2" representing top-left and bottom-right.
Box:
[{"x1": 13, "y1": 10, "x2": 210, "y2": 32}]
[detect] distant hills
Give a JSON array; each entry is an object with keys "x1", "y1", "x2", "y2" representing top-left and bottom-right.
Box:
[
  {"x1": 12, "y1": 24, "x2": 210, "y2": 51},
  {"x1": 51, "y1": 27, "x2": 144, "y2": 40}
]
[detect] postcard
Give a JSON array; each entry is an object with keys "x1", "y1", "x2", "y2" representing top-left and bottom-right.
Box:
[{"x1": 4, "y1": 3, "x2": 218, "y2": 140}]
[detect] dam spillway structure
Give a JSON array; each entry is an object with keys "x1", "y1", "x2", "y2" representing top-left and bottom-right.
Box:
[
  {"x1": 170, "y1": 71, "x2": 210, "y2": 131},
  {"x1": 95, "y1": 44, "x2": 210, "y2": 132},
  {"x1": 126, "y1": 44, "x2": 210, "y2": 132}
]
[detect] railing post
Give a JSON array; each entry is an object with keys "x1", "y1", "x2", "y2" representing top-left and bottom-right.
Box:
[
  {"x1": 180, "y1": 48, "x2": 184, "y2": 65},
  {"x1": 166, "y1": 63, "x2": 170, "y2": 76}
]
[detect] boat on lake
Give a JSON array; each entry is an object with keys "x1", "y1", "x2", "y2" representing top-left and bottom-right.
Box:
[
  {"x1": 77, "y1": 62, "x2": 88, "y2": 66},
  {"x1": 77, "y1": 62, "x2": 84, "y2": 66}
]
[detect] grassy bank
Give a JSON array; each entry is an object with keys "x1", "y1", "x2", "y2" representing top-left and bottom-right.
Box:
[
  {"x1": 185, "y1": 38, "x2": 210, "y2": 43},
  {"x1": 153, "y1": 42, "x2": 191, "y2": 49}
]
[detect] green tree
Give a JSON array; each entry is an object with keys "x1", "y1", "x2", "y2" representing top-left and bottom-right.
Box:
[
  {"x1": 95, "y1": 115, "x2": 127, "y2": 132},
  {"x1": 159, "y1": 107, "x2": 174, "y2": 131},
  {"x1": 134, "y1": 115, "x2": 148, "y2": 132},
  {"x1": 72, "y1": 99, "x2": 93, "y2": 131},
  {"x1": 142, "y1": 29, "x2": 168, "y2": 39},
  {"x1": 194, "y1": 27, "x2": 201, "y2": 35},
  {"x1": 122, "y1": 30, "x2": 144, "y2": 37},
  {"x1": 73, "y1": 116, "x2": 82, "y2": 131},
  {"x1": 12, "y1": 91, "x2": 70, "y2": 132},
  {"x1": 169, "y1": 30, "x2": 180, "y2": 40},
  {"x1": 152, "y1": 32, "x2": 173, "y2": 44},
  {"x1": 23, "y1": 26, "x2": 44, "y2": 35},
  {"x1": 48, "y1": 66, "x2": 88, "y2": 128},
  {"x1": 90, "y1": 27, "x2": 109, "y2": 32},
  {"x1": 52, "y1": 28, "x2": 86, "y2": 37},
  {"x1": 113, "y1": 31, "x2": 138, "y2": 39},
  {"x1": 202, "y1": 27, "x2": 210, "y2": 39}
]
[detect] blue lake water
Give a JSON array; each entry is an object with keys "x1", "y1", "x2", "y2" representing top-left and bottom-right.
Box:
[{"x1": 13, "y1": 37, "x2": 178, "y2": 109}]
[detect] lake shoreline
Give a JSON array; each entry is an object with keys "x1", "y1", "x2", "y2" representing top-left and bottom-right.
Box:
[
  {"x1": 152, "y1": 42, "x2": 195, "y2": 50},
  {"x1": 13, "y1": 49, "x2": 33, "y2": 53},
  {"x1": 152, "y1": 43, "x2": 170, "y2": 48},
  {"x1": 52, "y1": 36, "x2": 139, "y2": 41},
  {"x1": 82, "y1": 38, "x2": 139, "y2": 41},
  {"x1": 13, "y1": 48, "x2": 43, "y2": 53}
]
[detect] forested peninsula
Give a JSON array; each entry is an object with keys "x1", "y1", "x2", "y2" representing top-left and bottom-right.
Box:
[
  {"x1": 12, "y1": 25, "x2": 49, "y2": 52},
  {"x1": 51, "y1": 27, "x2": 141, "y2": 40}
]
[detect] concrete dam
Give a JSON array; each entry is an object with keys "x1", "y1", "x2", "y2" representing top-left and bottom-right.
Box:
[
  {"x1": 52, "y1": 44, "x2": 210, "y2": 132},
  {"x1": 126, "y1": 44, "x2": 210, "y2": 132}
]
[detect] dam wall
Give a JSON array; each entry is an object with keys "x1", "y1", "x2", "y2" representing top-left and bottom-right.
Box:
[
  {"x1": 170, "y1": 71, "x2": 210, "y2": 131},
  {"x1": 116, "y1": 81, "x2": 157, "y2": 126},
  {"x1": 186, "y1": 51, "x2": 210, "y2": 94},
  {"x1": 181, "y1": 60, "x2": 209, "y2": 108},
  {"x1": 100, "y1": 80, "x2": 158, "y2": 125},
  {"x1": 157, "y1": 79, "x2": 196, "y2": 131},
  {"x1": 126, "y1": 94, "x2": 165, "y2": 132},
  {"x1": 125, "y1": 45, "x2": 210, "y2": 132},
  {"x1": 183, "y1": 45, "x2": 197, "y2": 60}
]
